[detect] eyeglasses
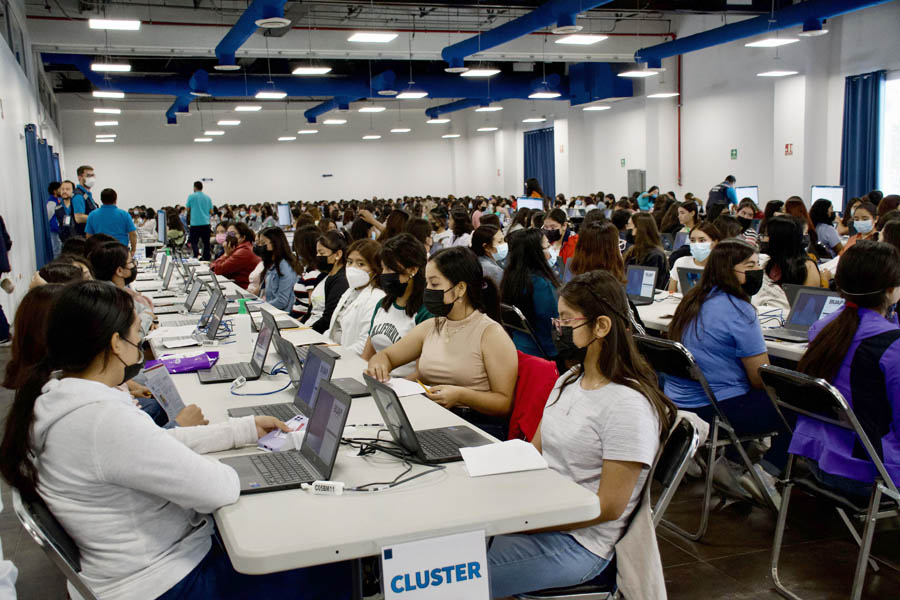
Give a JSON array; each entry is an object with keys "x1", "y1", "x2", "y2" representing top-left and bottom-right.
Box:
[{"x1": 551, "y1": 316, "x2": 589, "y2": 334}]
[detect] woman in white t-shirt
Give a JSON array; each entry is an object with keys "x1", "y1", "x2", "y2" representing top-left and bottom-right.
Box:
[
  {"x1": 362, "y1": 233, "x2": 432, "y2": 377},
  {"x1": 668, "y1": 221, "x2": 723, "y2": 293},
  {"x1": 326, "y1": 239, "x2": 386, "y2": 355},
  {"x1": 487, "y1": 270, "x2": 676, "y2": 598},
  {"x1": 447, "y1": 206, "x2": 473, "y2": 248}
]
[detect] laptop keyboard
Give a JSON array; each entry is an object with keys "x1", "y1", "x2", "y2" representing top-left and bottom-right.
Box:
[
  {"x1": 251, "y1": 453, "x2": 314, "y2": 486},
  {"x1": 167, "y1": 318, "x2": 199, "y2": 327},
  {"x1": 211, "y1": 362, "x2": 249, "y2": 380},
  {"x1": 247, "y1": 403, "x2": 297, "y2": 421},
  {"x1": 417, "y1": 430, "x2": 460, "y2": 459}
]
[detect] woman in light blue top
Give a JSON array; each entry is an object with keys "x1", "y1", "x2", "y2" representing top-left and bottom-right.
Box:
[{"x1": 257, "y1": 227, "x2": 300, "y2": 311}]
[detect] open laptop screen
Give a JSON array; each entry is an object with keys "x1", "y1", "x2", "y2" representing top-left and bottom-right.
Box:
[
  {"x1": 250, "y1": 315, "x2": 274, "y2": 371},
  {"x1": 626, "y1": 266, "x2": 657, "y2": 299},
  {"x1": 301, "y1": 382, "x2": 349, "y2": 477},
  {"x1": 789, "y1": 292, "x2": 845, "y2": 328},
  {"x1": 294, "y1": 346, "x2": 335, "y2": 414},
  {"x1": 369, "y1": 379, "x2": 420, "y2": 456}
]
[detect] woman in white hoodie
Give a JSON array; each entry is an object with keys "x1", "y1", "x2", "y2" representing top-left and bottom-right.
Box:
[
  {"x1": 326, "y1": 239, "x2": 386, "y2": 355},
  {"x1": 0, "y1": 281, "x2": 350, "y2": 600}
]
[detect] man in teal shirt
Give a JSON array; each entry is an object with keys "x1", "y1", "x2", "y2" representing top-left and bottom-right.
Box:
[
  {"x1": 185, "y1": 181, "x2": 213, "y2": 260},
  {"x1": 85, "y1": 188, "x2": 138, "y2": 255}
]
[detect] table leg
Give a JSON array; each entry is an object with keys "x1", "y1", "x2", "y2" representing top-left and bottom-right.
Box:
[{"x1": 351, "y1": 558, "x2": 364, "y2": 600}]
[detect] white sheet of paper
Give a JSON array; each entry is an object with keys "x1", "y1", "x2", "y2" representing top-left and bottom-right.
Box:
[
  {"x1": 162, "y1": 337, "x2": 200, "y2": 349},
  {"x1": 460, "y1": 439, "x2": 548, "y2": 477},
  {"x1": 386, "y1": 377, "x2": 428, "y2": 397},
  {"x1": 143, "y1": 364, "x2": 186, "y2": 422},
  {"x1": 146, "y1": 325, "x2": 197, "y2": 340}
]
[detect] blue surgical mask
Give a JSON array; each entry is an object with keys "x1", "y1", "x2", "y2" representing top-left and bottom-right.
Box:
[
  {"x1": 690, "y1": 242, "x2": 712, "y2": 262},
  {"x1": 493, "y1": 243, "x2": 508, "y2": 262},
  {"x1": 854, "y1": 219, "x2": 874, "y2": 234}
]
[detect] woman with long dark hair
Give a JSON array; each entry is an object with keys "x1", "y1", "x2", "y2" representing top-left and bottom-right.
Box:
[
  {"x1": 623, "y1": 212, "x2": 669, "y2": 290},
  {"x1": 667, "y1": 221, "x2": 723, "y2": 293},
  {"x1": 305, "y1": 230, "x2": 348, "y2": 333},
  {"x1": 542, "y1": 208, "x2": 579, "y2": 277},
  {"x1": 0, "y1": 281, "x2": 347, "y2": 598},
  {"x1": 487, "y1": 270, "x2": 675, "y2": 598},
  {"x1": 568, "y1": 221, "x2": 625, "y2": 282},
  {"x1": 256, "y1": 227, "x2": 301, "y2": 311},
  {"x1": 375, "y1": 209, "x2": 410, "y2": 244},
  {"x1": 762, "y1": 216, "x2": 821, "y2": 292},
  {"x1": 809, "y1": 199, "x2": 843, "y2": 257},
  {"x1": 793, "y1": 241, "x2": 900, "y2": 495},
  {"x1": 470, "y1": 224, "x2": 506, "y2": 286},
  {"x1": 290, "y1": 225, "x2": 326, "y2": 320},
  {"x1": 3, "y1": 284, "x2": 65, "y2": 390},
  {"x1": 448, "y1": 206, "x2": 473, "y2": 248}
]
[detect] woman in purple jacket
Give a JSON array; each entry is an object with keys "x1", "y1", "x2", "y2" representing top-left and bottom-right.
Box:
[{"x1": 793, "y1": 241, "x2": 900, "y2": 496}]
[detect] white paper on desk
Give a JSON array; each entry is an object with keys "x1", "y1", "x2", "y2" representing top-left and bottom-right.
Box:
[
  {"x1": 386, "y1": 377, "x2": 427, "y2": 397},
  {"x1": 145, "y1": 325, "x2": 197, "y2": 340},
  {"x1": 461, "y1": 439, "x2": 548, "y2": 477},
  {"x1": 162, "y1": 337, "x2": 200, "y2": 349},
  {"x1": 820, "y1": 255, "x2": 840, "y2": 274}
]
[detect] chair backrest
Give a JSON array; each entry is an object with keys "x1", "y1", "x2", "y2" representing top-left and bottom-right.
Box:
[
  {"x1": 499, "y1": 303, "x2": 549, "y2": 359},
  {"x1": 651, "y1": 417, "x2": 701, "y2": 527},
  {"x1": 508, "y1": 351, "x2": 558, "y2": 441},
  {"x1": 12, "y1": 490, "x2": 98, "y2": 600},
  {"x1": 633, "y1": 334, "x2": 721, "y2": 417},
  {"x1": 759, "y1": 364, "x2": 900, "y2": 498}
]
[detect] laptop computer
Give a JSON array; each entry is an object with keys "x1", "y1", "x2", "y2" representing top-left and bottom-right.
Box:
[
  {"x1": 764, "y1": 288, "x2": 845, "y2": 343},
  {"x1": 272, "y1": 330, "x2": 304, "y2": 387},
  {"x1": 210, "y1": 272, "x2": 246, "y2": 302},
  {"x1": 673, "y1": 231, "x2": 689, "y2": 249},
  {"x1": 165, "y1": 286, "x2": 218, "y2": 328},
  {"x1": 155, "y1": 278, "x2": 204, "y2": 315},
  {"x1": 161, "y1": 293, "x2": 227, "y2": 347},
  {"x1": 220, "y1": 380, "x2": 351, "y2": 494},
  {"x1": 135, "y1": 261, "x2": 175, "y2": 293},
  {"x1": 625, "y1": 265, "x2": 659, "y2": 306},
  {"x1": 660, "y1": 233, "x2": 674, "y2": 252},
  {"x1": 676, "y1": 267, "x2": 704, "y2": 294},
  {"x1": 781, "y1": 284, "x2": 826, "y2": 308},
  {"x1": 296, "y1": 343, "x2": 341, "y2": 364},
  {"x1": 227, "y1": 344, "x2": 336, "y2": 420},
  {"x1": 197, "y1": 308, "x2": 276, "y2": 384},
  {"x1": 364, "y1": 374, "x2": 492, "y2": 464}
]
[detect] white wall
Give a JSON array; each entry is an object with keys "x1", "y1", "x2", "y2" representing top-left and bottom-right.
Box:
[{"x1": 0, "y1": 0, "x2": 65, "y2": 322}]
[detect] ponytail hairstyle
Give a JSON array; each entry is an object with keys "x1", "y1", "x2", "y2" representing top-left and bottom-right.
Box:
[
  {"x1": 428, "y1": 246, "x2": 501, "y2": 329},
  {"x1": 470, "y1": 224, "x2": 500, "y2": 258},
  {"x1": 3, "y1": 284, "x2": 65, "y2": 390},
  {"x1": 0, "y1": 281, "x2": 136, "y2": 500},
  {"x1": 317, "y1": 230, "x2": 347, "y2": 267},
  {"x1": 798, "y1": 241, "x2": 900, "y2": 382},
  {"x1": 553, "y1": 270, "x2": 676, "y2": 438},
  {"x1": 668, "y1": 239, "x2": 757, "y2": 343}
]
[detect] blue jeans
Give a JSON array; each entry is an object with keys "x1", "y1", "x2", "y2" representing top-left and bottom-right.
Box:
[
  {"x1": 487, "y1": 532, "x2": 610, "y2": 598},
  {"x1": 50, "y1": 232, "x2": 61, "y2": 257},
  {"x1": 808, "y1": 461, "x2": 873, "y2": 499},
  {"x1": 157, "y1": 543, "x2": 351, "y2": 600}
]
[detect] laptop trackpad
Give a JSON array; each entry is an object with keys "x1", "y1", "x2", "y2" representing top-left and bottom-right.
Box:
[{"x1": 446, "y1": 426, "x2": 492, "y2": 447}]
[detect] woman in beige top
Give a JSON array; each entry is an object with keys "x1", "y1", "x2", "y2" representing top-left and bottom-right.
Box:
[{"x1": 366, "y1": 247, "x2": 518, "y2": 436}]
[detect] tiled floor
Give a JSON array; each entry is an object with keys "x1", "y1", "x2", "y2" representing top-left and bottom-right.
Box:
[{"x1": 1, "y1": 345, "x2": 898, "y2": 599}]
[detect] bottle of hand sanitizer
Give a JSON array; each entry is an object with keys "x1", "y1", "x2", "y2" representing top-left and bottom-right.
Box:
[{"x1": 234, "y1": 298, "x2": 252, "y2": 359}]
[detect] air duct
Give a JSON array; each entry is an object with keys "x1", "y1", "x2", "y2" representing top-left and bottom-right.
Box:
[
  {"x1": 214, "y1": 0, "x2": 289, "y2": 70},
  {"x1": 165, "y1": 95, "x2": 194, "y2": 124},
  {"x1": 304, "y1": 97, "x2": 355, "y2": 123},
  {"x1": 425, "y1": 99, "x2": 487, "y2": 119},
  {"x1": 634, "y1": 0, "x2": 892, "y2": 68},
  {"x1": 441, "y1": 0, "x2": 615, "y2": 71}
]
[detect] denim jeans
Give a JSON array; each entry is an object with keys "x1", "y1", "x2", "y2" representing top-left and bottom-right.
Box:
[
  {"x1": 157, "y1": 543, "x2": 352, "y2": 600},
  {"x1": 50, "y1": 232, "x2": 61, "y2": 257},
  {"x1": 487, "y1": 532, "x2": 610, "y2": 598},
  {"x1": 808, "y1": 461, "x2": 873, "y2": 499}
]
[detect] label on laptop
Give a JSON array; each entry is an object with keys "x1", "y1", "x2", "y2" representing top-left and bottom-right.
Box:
[
  {"x1": 143, "y1": 364, "x2": 186, "y2": 422},
  {"x1": 257, "y1": 415, "x2": 307, "y2": 452},
  {"x1": 640, "y1": 269, "x2": 655, "y2": 297},
  {"x1": 381, "y1": 530, "x2": 489, "y2": 599}
]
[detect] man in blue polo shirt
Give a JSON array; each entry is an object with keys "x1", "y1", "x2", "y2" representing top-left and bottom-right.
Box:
[
  {"x1": 185, "y1": 181, "x2": 213, "y2": 261},
  {"x1": 72, "y1": 165, "x2": 99, "y2": 237},
  {"x1": 86, "y1": 188, "x2": 137, "y2": 256}
]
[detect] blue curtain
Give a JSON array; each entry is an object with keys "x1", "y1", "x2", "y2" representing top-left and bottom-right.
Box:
[
  {"x1": 51, "y1": 148, "x2": 61, "y2": 181},
  {"x1": 839, "y1": 70, "x2": 885, "y2": 209},
  {"x1": 524, "y1": 127, "x2": 555, "y2": 202},
  {"x1": 24, "y1": 125, "x2": 54, "y2": 268}
]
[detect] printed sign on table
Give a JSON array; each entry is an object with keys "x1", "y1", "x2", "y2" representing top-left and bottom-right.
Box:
[{"x1": 381, "y1": 530, "x2": 489, "y2": 599}]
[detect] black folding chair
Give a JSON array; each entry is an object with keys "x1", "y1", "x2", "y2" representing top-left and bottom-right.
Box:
[
  {"x1": 634, "y1": 334, "x2": 781, "y2": 542},
  {"x1": 12, "y1": 489, "x2": 99, "y2": 600},
  {"x1": 517, "y1": 416, "x2": 702, "y2": 600},
  {"x1": 500, "y1": 303, "x2": 550, "y2": 359},
  {"x1": 759, "y1": 365, "x2": 900, "y2": 600}
]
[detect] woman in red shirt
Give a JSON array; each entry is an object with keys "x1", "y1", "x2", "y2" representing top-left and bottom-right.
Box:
[{"x1": 212, "y1": 221, "x2": 260, "y2": 289}]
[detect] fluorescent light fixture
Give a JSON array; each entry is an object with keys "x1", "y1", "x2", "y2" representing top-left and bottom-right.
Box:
[
  {"x1": 204, "y1": 130, "x2": 225, "y2": 136},
  {"x1": 292, "y1": 66, "x2": 332, "y2": 75},
  {"x1": 757, "y1": 70, "x2": 799, "y2": 77},
  {"x1": 255, "y1": 90, "x2": 287, "y2": 100},
  {"x1": 278, "y1": 136, "x2": 296, "y2": 141},
  {"x1": 460, "y1": 68, "x2": 501, "y2": 78},
  {"x1": 297, "y1": 129, "x2": 318, "y2": 134},
  {"x1": 522, "y1": 117, "x2": 547, "y2": 123},
  {"x1": 358, "y1": 106, "x2": 386, "y2": 113},
  {"x1": 95, "y1": 134, "x2": 117, "y2": 138},
  {"x1": 477, "y1": 127, "x2": 498, "y2": 132},
  {"x1": 618, "y1": 69, "x2": 658, "y2": 78},
  {"x1": 88, "y1": 18, "x2": 140, "y2": 31},
  {"x1": 745, "y1": 37, "x2": 799, "y2": 48},
  {"x1": 92, "y1": 90, "x2": 125, "y2": 99},
  {"x1": 96, "y1": 138, "x2": 115, "y2": 143},
  {"x1": 217, "y1": 120, "x2": 241, "y2": 126},
  {"x1": 390, "y1": 128, "x2": 411, "y2": 133},
  {"x1": 475, "y1": 106, "x2": 503, "y2": 112},
  {"x1": 362, "y1": 134, "x2": 382, "y2": 140},
  {"x1": 190, "y1": 91, "x2": 211, "y2": 98},
  {"x1": 93, "y1": 107, "x2": 121, "y2": 114},
  {"x1": 397, "y1": 90, "x2": 428, "y2": 99},
  {"x1": 348, "y1": 32, "x2": 398, "y2": 43},
  {"x1": 323, "y1": 119, "x2": 347, "y2": 125},
  {"x1": 427, "y1": 118, "x2": 450, "y2": 124},
  {"x1": 583, "y1": 105, "x2": 611, "y2": 111},
  {"x1": 90, "y1": 62, "x2": 131, "y2": 72},
  {"x1": 214, "y1": 64, "x2": 241, "y2": 71},
  {"x1": 94, "y1": 120, "x2": 118, "y2": 126},
  {"x1": 528, "y1": 91, "x2": 561, "y2": 99},
  {"x1": 647, "y1": 92, "x2": 680, "y2": 98},
  {"x1": 555, "y1": 34, "x2": 608, "y2": 45},
  {"x1": 235, "y1": 105, "x2": 262, "y2": 112},
  {"x1": 194, "y1": 137, "x2": 213, "y2": 142},
  {"x1": 442, "y1": 134, "x2": 460, "y2": 139}
]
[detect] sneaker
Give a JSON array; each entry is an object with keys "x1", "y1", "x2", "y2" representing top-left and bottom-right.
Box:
[
  {"x1": 712, "y1": 457, "x2": 752, "y2": 500},
  {"x1": 739, "y1": 464, "x2": 782, "y2": 508}
]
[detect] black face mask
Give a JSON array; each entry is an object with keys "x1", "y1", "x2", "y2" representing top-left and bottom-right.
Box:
[
  {"x1": 737, "y1": 216, "x2": 753, "y2": 230},
  {"x1": 380, "y1": 273, "x2": 408, "y2": 297},
  {"x1": 316, "y1": 255, "x2": 332, "y2": 272},
  {"x1": 117, "y1": 337, "x2": 145, "y2": 385},
  {"x1": 253, "y1": 244, "x2": 272, "y2": 263},
  {"x1": 423, "y1": 287, "x2": 454, "y2": 317},
  {"x1": 741, "y1": 269, "x2": 764, "y2": 297},
  {"x1": 551, "y1": 323, "x2": 592, "y2": 363},
  {"x1": 122, "y1": 265, "x2": 137, "y2": 286},
  {"x1": 543, "y1": 228, "x2": 562, "y2": 244}
]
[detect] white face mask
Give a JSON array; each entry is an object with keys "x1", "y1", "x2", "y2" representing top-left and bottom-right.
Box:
[
  {"x1": 493, "y1": 242, "x2": 509, "y2": 262},
  {"x1": 345, "y1": 266, "x2": 370, "y2": 289},
  {"x1": 84, "y1": 177, "x2": 96, "y2": 189}
]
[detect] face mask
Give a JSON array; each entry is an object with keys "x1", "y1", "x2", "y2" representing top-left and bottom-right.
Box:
[
  {"x1": 117, "y1": 337, "x2": 145, "y2": 385},
  {"x1": 737, "y1": 216, "x2": 753, "y2": 230},
  {"x1": 215, "y1": 233, "x2": 227, "y2": 245},
  {"x1": 855, "y1": 219, "x2": 874, "y2": 234},
  {"x1": 551, "y1": 323, "x2": 593, "y2": 363},
  {"x1": 122, "y1": 265, "x2": 137, "y2": 286},
  {"x1": 740, "y1": 269, "x2": 764, "y2": 297},
  {"x1": 543, "y1": 228, "x2": 562, "y2": 244},
  {"x1": 493, "y1": 243, "x2": 509, "y2": 262},
  {"x1": 316, "y1": 255, "x2": 333, "y2": 272},
  {"x1": 253, "y1": 245, "x2": 272, "y2": 263},
  {"x1": 239, "y1": 210, "x2": 247, "y2": 217},
  {"x1": 380, "y1": 272, "x2": 408, "y2": 297},
  {"x1": 345, "y1": 266, "x2": 370, "y2": 289},
  {"x1": 690, "y1": 242, "x2": 712, "y2": 263},
  {"x1": 423, "y1": 287, "x2": 455, "y2": 317},
  {"x1": 84, "y1": 177, "x2": 96, "y2": 189},
  {"x1": 546, "y1": 248, "x2": 558, "y2": 268}
]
